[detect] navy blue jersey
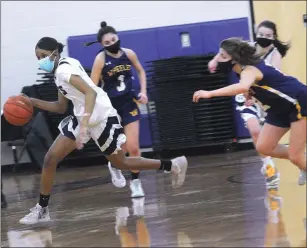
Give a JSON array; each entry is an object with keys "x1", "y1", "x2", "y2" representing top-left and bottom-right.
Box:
[
  {"x1": 249, "y1": 60, "x2": 307, "y2": 116},
  {"x1": 101, "y1": 50, "x2": 134, "y2": 98}
]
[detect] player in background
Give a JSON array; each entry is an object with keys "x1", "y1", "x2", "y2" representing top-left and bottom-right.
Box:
[
  {"x1": 207, "y1": 21, "x2": 305, "y2": 187},
  {"x1": 88, "y1": 21, "x2": 147, "y2": 198},
  {"x1": 193, "y1": 37, "x2": 306, "y2": 178},
  {"x1": 19, "y1": 37, "x2": 188, "y2": 225}
]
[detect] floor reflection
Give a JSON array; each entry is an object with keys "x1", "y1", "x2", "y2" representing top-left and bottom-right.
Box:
[
  {"x1": 264, "y1": 189, "x2": 290, "y2": 247},
  {"x1": 1, "y1": 151, "x2": 306, "y2": 247},
  {"x1": 7, "y1": 227, "x2": 52, "y2": 247},
  {"x1": 116, "y1": 198, "x2": 151, "y2": 247}
]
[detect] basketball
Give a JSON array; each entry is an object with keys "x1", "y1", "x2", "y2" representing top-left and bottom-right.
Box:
[{"x1": 3, "y1": 95, "x2": 33, "y2": 126}]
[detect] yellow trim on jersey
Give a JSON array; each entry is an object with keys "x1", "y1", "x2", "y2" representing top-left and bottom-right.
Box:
[
  {"x1": 133, "y1": 98, "x2": 140, "y2": 106},
  {"x1": 254, "y1": 85, "x2": 297, "y2": 104},
  {"x1": 295, "y1": 103, "x2": 302, "y2": 119},
  {"x1": 253, "y1": 84, "x2": 303, "y2": 119}
]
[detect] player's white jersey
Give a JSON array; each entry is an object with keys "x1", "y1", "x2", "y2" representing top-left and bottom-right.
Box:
[
  {"x1": 253, "y1": 41, "x2": 277, "y2": 64},
  {"x1": 54, "y1": 57, "x2": 118, "y2": 126}
]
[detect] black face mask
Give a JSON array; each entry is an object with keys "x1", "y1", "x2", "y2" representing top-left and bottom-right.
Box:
[
  {"x1": 104, "y1": 40, "x2": 121, "y2": 54},
  {"x1": 256, "y1": 37, "x2": 274, "y2": 48},
  {"x1": 217, "y1": 60, "x2": 235, "y2": 73}
]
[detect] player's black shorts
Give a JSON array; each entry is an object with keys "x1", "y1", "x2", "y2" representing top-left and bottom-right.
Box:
[{"x1": 265, "y1": 90, "x2": 307, "y2": 128}]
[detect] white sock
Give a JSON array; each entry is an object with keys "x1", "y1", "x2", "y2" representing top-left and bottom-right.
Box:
[{"x1": 261, "y1": 157, "x2": 274, "y2": 166}]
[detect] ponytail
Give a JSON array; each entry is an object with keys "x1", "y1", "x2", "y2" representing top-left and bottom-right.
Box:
[
  {"x1": 57, "y1": 42, "x2": 65, "y2": 54},
  {"x1": 36, "y1": 37, "x2": 65, "y2": 54},
  {"x1": 85, "y1": 21, "x2": 117, "y2": 47},
  {"x1": 273, "y1": 39, "x2": 291, "y2": 57}
]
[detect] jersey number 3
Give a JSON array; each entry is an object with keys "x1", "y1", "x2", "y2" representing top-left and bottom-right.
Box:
[{"x1": 117, "y1": 75, "x2": 126, "y2": 92}]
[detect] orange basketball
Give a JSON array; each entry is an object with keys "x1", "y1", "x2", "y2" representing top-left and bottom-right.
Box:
[{"x1": 3, "y1": 95, "x2": 33, "y2": 126}]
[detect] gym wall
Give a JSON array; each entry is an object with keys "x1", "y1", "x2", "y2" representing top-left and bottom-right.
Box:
[
  {"x1": 253, "y1": 1, "x2": 306, "y2": 84},
  {"x1": 252, "y1": 2, "x2": 307, "y2": 245},
  {"x1": 1, "y1": 1, "x2": 253, "y2": 108},
  {"x1": 253, "y1": 1, "x2": 307, "y2": 145}
]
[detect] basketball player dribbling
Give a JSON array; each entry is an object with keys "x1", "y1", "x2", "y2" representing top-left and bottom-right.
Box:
[
  {"x1": 193, "y1": 38, "x2": 306, "y2": 179},
  {"x1": 87, "y1": 21, "x2": 148, "y2": 198},
  {"x1": 208, "y1": 21, "x2": 305, "y2": 187},
  {"x1": 19, "y1": 37, "x2": 188, "y2": 225}
]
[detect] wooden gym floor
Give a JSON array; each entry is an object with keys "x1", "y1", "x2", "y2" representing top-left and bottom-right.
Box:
[{"x1": 1, "y1": 150, "x2": 306, "y2": 247}]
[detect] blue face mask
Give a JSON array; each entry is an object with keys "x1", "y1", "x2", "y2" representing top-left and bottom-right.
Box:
[{"x1": 38, "y1": 51, "x2": 56, "y2": 72}]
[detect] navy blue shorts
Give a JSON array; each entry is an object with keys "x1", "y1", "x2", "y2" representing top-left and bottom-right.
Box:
[
  {"x1": 110, "y1": 94, "x2": 141, "y2": 127},
  {"x1": 265, "y1": 91, "x2": 307, "y2": 128}
]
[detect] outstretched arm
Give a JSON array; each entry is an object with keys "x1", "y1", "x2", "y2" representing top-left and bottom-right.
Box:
[
  {"x1": 193, "y1": 67, "x2": 257, "y2": 102},
  {"x1": 30, "y1": 91, "x2": 68, "y2": 114}
]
